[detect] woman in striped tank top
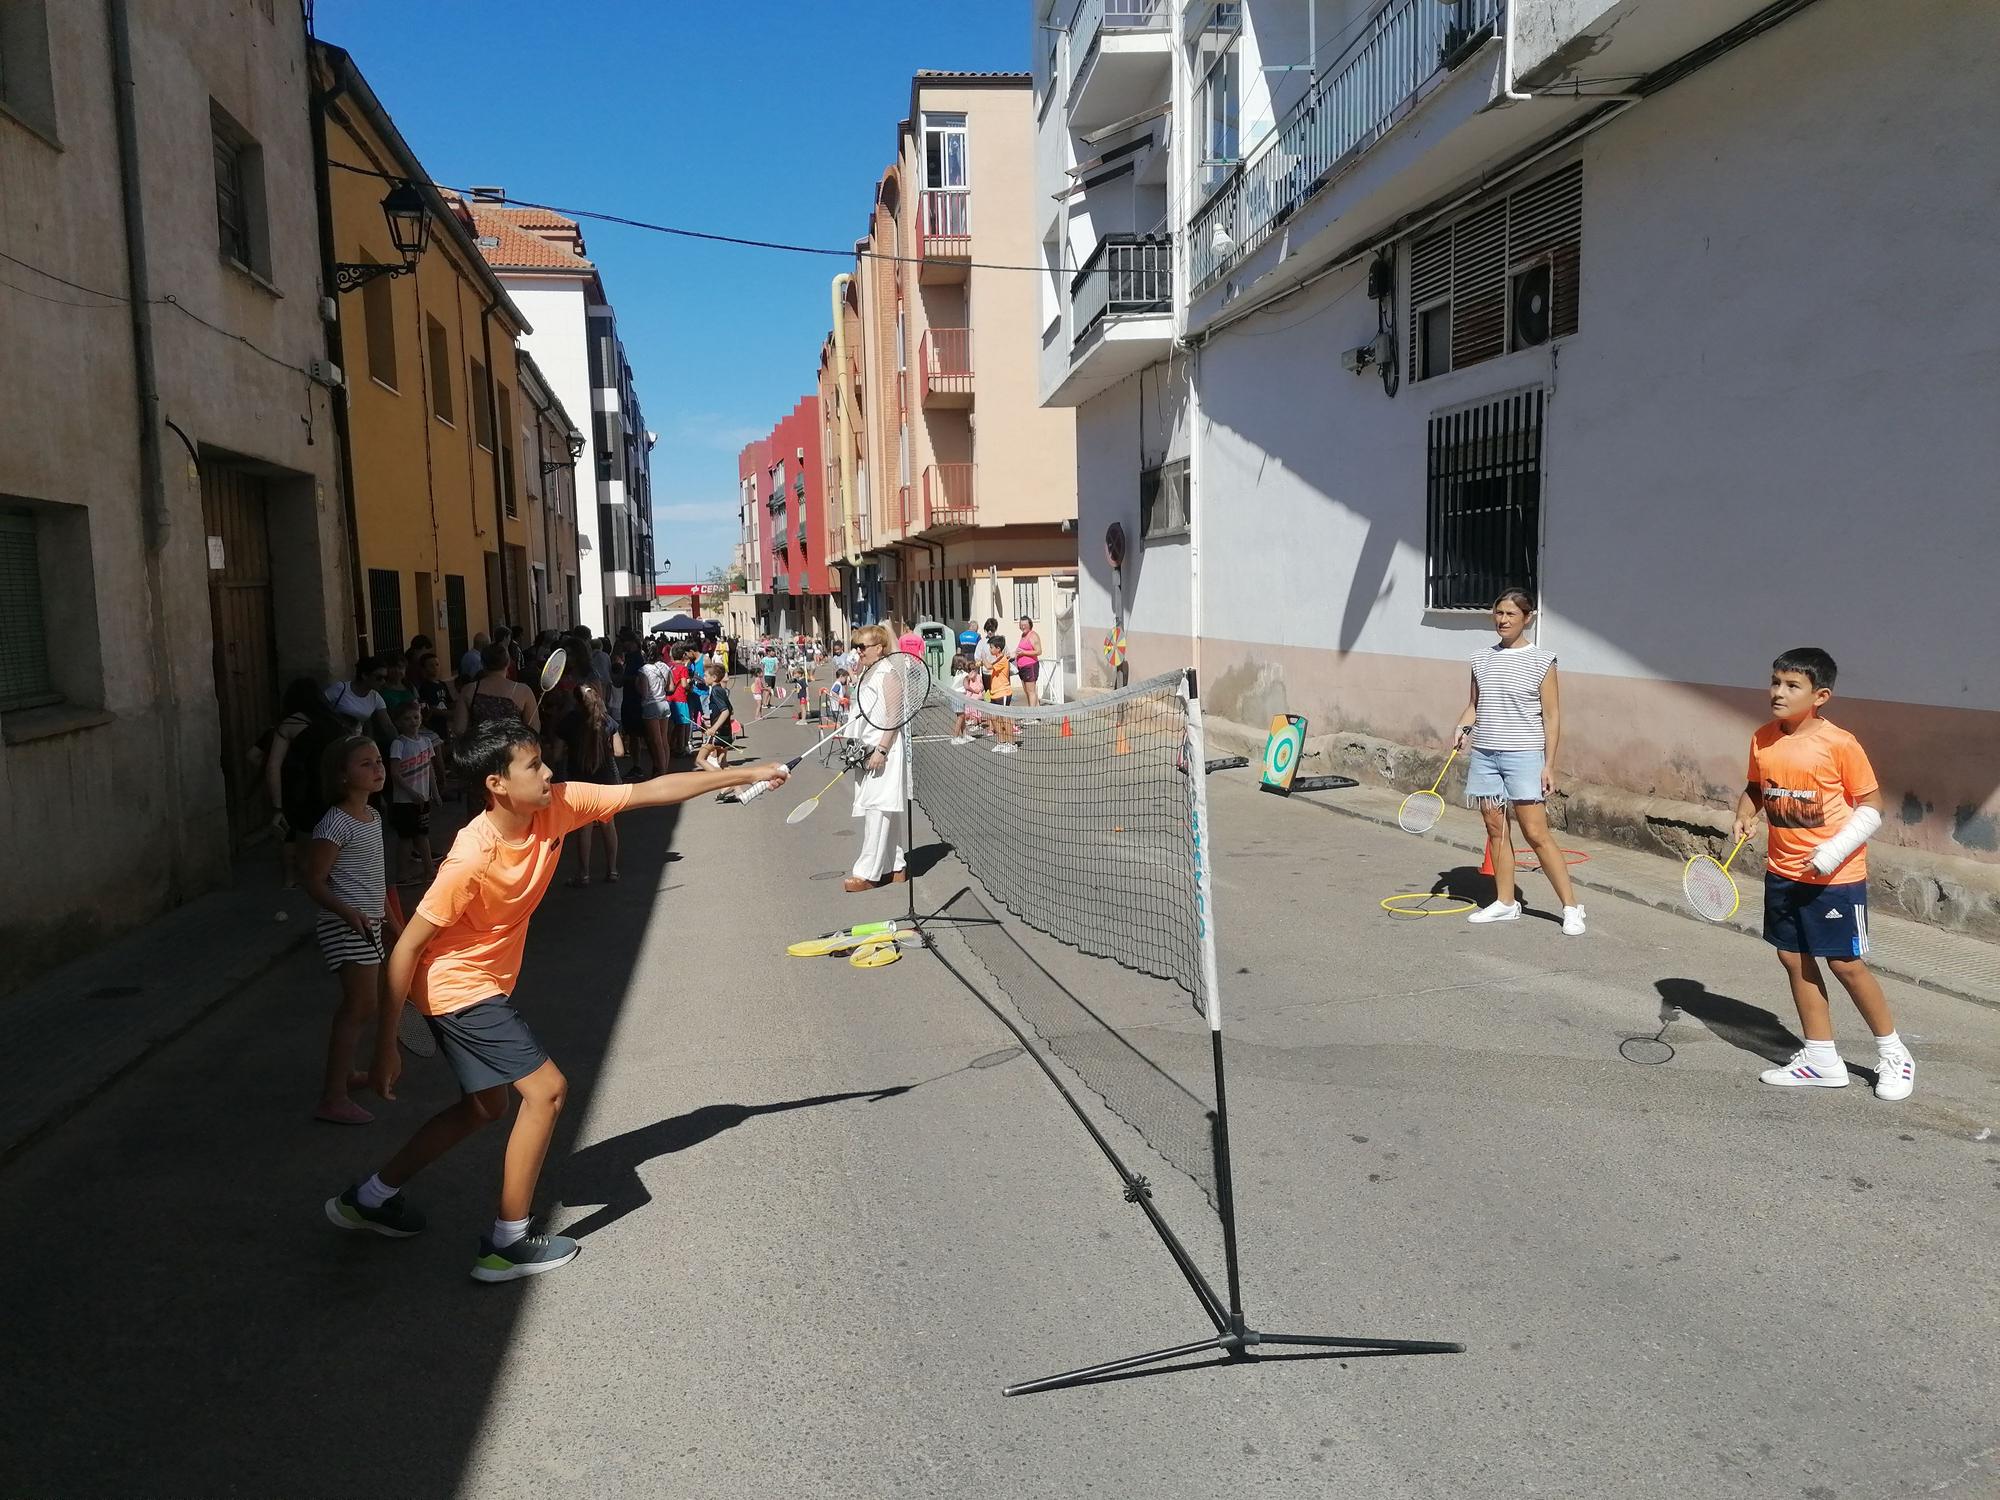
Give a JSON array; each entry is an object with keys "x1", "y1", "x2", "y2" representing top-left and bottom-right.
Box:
[{"x1": 1451, "y1": 589, "x2": 1586, "y2": 934}]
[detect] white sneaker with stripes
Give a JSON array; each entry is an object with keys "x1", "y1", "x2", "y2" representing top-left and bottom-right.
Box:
[
  {"x1": 1760, "y1": 1049, "x2": 1850, "y2": 1088},
  {"x1": 1874, "y1": 1048, "x2": 1915, "y2": 1101}
]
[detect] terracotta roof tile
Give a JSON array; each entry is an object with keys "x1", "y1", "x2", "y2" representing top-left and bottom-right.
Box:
[{"x1": 449, "y1": 196, "x2": 595, "y2": 273}]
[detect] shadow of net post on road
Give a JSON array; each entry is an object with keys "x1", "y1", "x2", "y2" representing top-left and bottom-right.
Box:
[{"x1": 0, "y1": 792, "x2": 708, "y2": 1498}]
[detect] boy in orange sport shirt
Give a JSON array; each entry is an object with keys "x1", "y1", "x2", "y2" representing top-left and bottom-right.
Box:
[
  {"x1": 324, "y1": 718, "x2": 788, "y2": 1280},
  {"x1": 1730, "y1": 647, "x2": 1913, "y2": 1101}
]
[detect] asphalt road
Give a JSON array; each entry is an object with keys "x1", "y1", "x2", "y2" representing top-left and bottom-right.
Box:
[{"x1": 2, "y1": 705, "x2": 1995, "y2": 1498}]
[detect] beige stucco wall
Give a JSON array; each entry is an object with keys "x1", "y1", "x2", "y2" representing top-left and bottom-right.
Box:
[{"x1": 1, "y1": 1, "x2": 347, "y2": 987}]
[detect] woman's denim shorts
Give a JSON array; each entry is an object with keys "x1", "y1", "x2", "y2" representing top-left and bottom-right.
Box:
[{"x1": 1465, "y1": 746, "x2": 1544, "y2": 805}]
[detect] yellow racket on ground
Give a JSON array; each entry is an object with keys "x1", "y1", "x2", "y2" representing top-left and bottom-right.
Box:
[
  {"x1": 849, "y1": 939, "x2": 905, "y2": 969},
  {"x1": 786, "y1": 920, "x2": 904, "y2": 958},
  {"x1": 1397, "y1": 747, "x2": 1460, "y2": 834},
  {"x1": 1683, "y1": 834, "x2": 1749, "y2": 921}
]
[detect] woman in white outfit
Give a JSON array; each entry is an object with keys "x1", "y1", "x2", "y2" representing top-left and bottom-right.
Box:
[{"x1": 845, "y1": 625, "x2": 909, "y2": 893}]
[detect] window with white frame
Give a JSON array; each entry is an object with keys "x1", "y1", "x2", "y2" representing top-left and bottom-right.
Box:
[
  {"x1": 922, "y1": 112, "x2": 969, "y2": 191},
  {"x1": 1193, "y1": 5, "x2": 1242, "y2": 176}
]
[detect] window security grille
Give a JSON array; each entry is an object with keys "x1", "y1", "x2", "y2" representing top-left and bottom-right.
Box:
[
  {"x1": 367, "y1": 569, "x2": 403, "y2": 658},
  {"x1": 0, "y1": 510, "x2": 58, "y2": 711},
  {"x1": 1425, "y1": 388, "x2": 1543, "y2": 610}
]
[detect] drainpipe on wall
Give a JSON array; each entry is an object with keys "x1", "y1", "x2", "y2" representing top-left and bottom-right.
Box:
[
  {"x1": 478, "y1": 301, "x2": 513, "y2": 628},
  {"x1": 303, "y1": 33, "x2": 370, "y2": 660},
  {"x1": 106, "y1": 0, "x2": 189, "y2": 896}
]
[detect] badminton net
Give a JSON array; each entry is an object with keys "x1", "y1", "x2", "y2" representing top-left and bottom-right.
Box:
[{"x1": 910, "y1": 669, "x2": 1223, "y2": 1211}]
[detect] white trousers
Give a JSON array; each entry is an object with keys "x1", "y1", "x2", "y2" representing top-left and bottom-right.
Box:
[{"x1": 852, "y1": 809, "x2": 906, "y2": 881}]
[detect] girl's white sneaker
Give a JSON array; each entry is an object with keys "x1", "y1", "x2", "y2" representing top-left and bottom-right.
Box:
[
  {"x1": 1562, "y1": 905, "x2": 1587, "y2": 936},
  {"x1": 1468, "y1": 901, "x2": 1522, "y2": 924}
]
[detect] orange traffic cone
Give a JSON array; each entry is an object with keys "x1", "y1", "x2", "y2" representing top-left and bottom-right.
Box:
[
  {"x1": 1115, "y1": 725, "x2": 1131, "y2": 756},
  {"x1": 1060, "y1": 716, "x2": 1073, "y2": 738},
  {"x1": 1480, "y1": 840, "x2": 1494, "y2": 877}
]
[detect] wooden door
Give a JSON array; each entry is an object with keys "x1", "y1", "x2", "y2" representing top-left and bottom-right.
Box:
[{"x1": 202, "y1": 465, "x2": 278, "y2": 848}]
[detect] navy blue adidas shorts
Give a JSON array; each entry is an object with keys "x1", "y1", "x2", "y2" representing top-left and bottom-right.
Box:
[{"x1": 1764, "y1": 874, "x2": 1870, "y2": 959}]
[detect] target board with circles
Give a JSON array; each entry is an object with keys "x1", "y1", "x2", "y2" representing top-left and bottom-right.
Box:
[{"x1": 1260, "y1": 713, "x2": 1307, "y2": 795}]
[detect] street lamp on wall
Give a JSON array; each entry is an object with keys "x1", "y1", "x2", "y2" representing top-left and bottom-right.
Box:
[
  {"x1": 333, "y1": 180, "x2": 433, "y2": 293},
  {"x1": 540, "y1": 432, "x2": 585, "y2": 476}
]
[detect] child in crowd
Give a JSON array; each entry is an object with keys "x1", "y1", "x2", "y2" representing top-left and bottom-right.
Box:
[
  {"x1": 1732, "y1": 647, "x2": 1912, "y2": 1100},
  {"x1": 829, "y1": 668, "x2": 852, "y2": 718},
  {"x1": 387, "y1": 700, "x2": 442, "y2": 884},
  {"x1": 324, "y1": 721, "x2": 789, "y2": 1280},
  {"x1": 303, "y1": 735, "x2": 403, "y2": 1126},
  {"x1": 949, "y1": 653, "x2": 984, "y2": 745},
  {"x1": 696, "y1": 664, "x2": 737, "y2": 771},
  {"x1": 985, "y1": 634, "x2": 1018, "y2": 753}
]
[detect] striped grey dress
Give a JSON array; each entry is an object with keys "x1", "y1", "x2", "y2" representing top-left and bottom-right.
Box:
[{"x1": 312, "y1": 805, "x2": 387, "y2": 970}]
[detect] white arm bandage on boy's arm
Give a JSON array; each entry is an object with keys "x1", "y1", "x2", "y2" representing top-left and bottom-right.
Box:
[{"x1": 1810, "y1": 805, "x2": 1882, "y2": 876}]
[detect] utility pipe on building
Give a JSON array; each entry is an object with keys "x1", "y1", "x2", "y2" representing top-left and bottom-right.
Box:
[{"x1": 107, "y1": 0, "x2": 189, "y2": 897}]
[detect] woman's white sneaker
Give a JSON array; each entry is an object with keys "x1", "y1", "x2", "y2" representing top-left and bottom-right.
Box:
[
  {"x1": 1759, "y1": 1049, "x2": 1850, "y2": 1087},
  {"x1": 1468, "y1": 901, "x2": 1522, "y2": 924},
  {"x1": 1561, "y1": 905, "x2": 1587, "y2": 936},
  {"x1": 1874, "y1": 1048, "x2": 1916, "y2": 1101}
]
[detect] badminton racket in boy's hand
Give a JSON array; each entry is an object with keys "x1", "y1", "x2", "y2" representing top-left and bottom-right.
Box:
[
  {"x1": 1398, "y1": 745, "x2": 1462, "y2": 834},
  {"x1": 736, "y1": 651, "x2": 931, "y2": 806},
  {"x1": 1683, "y1": 832, "x2": 1750, "y2": 922}
]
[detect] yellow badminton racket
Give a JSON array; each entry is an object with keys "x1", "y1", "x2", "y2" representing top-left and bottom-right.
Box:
[{"x1": 1397, "y1": 747, "x2": 1461, "y2": 834}]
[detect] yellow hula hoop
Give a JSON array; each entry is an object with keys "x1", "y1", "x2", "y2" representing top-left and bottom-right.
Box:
[{"x1": 1380, "y1": 892, "x2": 1479, "y2": 917}]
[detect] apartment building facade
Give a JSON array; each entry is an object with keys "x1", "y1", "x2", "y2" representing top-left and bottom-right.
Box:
[
  {"x1": 2, "y1": 0, "x2": 349, "y2": 982},
  {"x1": 317, "y1": 45, "x2": 536, "y2": 669},
  {"x1": 1036, "y1": 0, "x2": 2000, "y2": 925},
  {"x1": 739, "y1": 396, "x2": 833, "y2": 641},
  {"x1": 518, "y1": 352, "x2": 585, "y2": 633},
  {"x1": 847, "y1": 74, "x2": 1081, "y2": 663}
]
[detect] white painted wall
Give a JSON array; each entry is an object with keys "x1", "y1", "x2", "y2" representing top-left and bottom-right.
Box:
[
  {"x1": 1180, "y1": 0, "x2": 2000, "y2": 708},
  {"x1": 502, "y1": 277, "x2": 605, "y2": 634}
]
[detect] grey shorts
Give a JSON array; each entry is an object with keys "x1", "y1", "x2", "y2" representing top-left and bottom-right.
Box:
[{"x1": 425, "y1": 997, "x2": 549, "y2": 1095}]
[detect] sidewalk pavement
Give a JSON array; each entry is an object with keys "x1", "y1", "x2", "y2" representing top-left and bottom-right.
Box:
[
  {"x1": 7, "y1": 728, "x2": 1995, "y2": 1167},
  {"x1": 1275, "y1": 776, "x2": 2000, "y2": 1012},
  {"x1": 0, "y1": 860, "x2": 313, "y2": 1163}
]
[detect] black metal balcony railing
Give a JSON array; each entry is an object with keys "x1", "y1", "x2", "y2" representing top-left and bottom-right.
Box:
[
  {"x1": 1070, "y1": 234, "x2": 1173, "y2": 347},
  {"x1": 1190, "y1": 0, "x2": 1505, "y2": 294}
]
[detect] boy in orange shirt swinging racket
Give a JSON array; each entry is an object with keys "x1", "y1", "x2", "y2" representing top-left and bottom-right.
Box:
[
  {"x1": 324, "y1": 719, "x2": 787, "y2": 1279},
  {"x1": 1732, "y1": 647, "x2": 1912, "y2": 1101}
]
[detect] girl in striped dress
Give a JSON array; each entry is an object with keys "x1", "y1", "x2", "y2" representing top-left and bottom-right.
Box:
[
  {"x1": 1451, "y1": 589, "x2": 1587, "y2": 934},
  {"x1": 304, "y1": 734, "x2": 403, "y2": 1123}
]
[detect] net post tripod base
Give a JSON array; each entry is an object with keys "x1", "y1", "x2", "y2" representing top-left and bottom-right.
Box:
[{"x1": 1004, "y1": 1321, "x2": 1464, "y2": 1397}]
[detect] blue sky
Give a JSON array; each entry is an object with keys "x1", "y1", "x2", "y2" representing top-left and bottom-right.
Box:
[{"x1": 320, "y1": 1, "x2": 1026, "y2": 581}]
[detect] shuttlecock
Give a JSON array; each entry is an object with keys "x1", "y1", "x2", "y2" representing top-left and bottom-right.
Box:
[{"x1": 274, "y1": 910, "x2": 289, "y2": 922}]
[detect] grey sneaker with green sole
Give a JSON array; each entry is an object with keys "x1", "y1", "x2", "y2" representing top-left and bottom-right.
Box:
[{"x1": 470, "y1": 1232, "x2": 580, "y2": 1283}]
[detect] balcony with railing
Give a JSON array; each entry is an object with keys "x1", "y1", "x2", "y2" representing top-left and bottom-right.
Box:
[
  {"x1": 1067, "y1": 0, "x2": 1171, "y2": 132},
  {"x1": 919, "y1": 463, "x2": 976, "y2": 532},
  {"x1": 1189, "y1": 0, "x2": 1506, "y2": 298},
  {"x1": 918, "y1": 328, "x2": 974, "y2": 407},
  {"x1": 1048, "y1": 234, "x2": 1174, "y2": 407},
  {"x1": 916, "y1": 190, "x2": 971, "y2": 282},
  {"x1": 829, "y1": 522, "x2": 846, "y2": 559}
]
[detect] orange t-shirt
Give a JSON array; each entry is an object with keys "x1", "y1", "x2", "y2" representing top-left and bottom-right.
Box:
[
  {"x1": 412, "y1": 782, "x2": 633, "y2": 1014},
  {"x1": 1747, "y1": 720, "x2": 1878, "y2": 885},
  {"x1": 986, "y1": 657, "x2": 1012, "y2": 700}
]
